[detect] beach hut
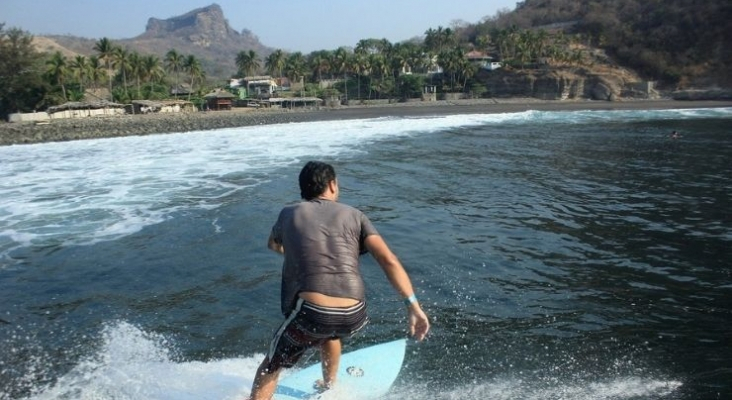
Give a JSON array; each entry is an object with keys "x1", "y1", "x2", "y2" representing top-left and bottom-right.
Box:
[
  {"x1": 132, "y1": 100, "x2": 196, "y2": 114},
  {"x1": 267, "y1": 97, "x2": 323, "y2": 109},
  {"x1": 47, "y1": 100, "x2": 126, "y2": 119},
  {"x1": 204, "y1": 89, "x2": 236, "y2": 111}
]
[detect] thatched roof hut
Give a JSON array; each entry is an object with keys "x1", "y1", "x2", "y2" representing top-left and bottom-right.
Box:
[
  {"x1": 48, "y1": 100, "x2": 126, "y2": 119},
  {"x1": 204, "y1": 89, "x2": 236, "y2": 111}
]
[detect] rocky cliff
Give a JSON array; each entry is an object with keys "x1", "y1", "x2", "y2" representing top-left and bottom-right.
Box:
[
  {"x1": 128, "y1": 4, "x2": 269, "y2": 77},
  {"x1": 479, "y1": 69, "x2": 660, "y2": 101},
  {"x1": 140, "y1": 4, "x2": 252, "y2": 46}
]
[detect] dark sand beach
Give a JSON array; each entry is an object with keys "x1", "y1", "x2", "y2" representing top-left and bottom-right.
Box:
[{"x1": 2, "y1": 98, "x2": 731, "y2": 146}]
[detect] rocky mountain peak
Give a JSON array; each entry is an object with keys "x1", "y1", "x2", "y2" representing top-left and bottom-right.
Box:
[
  {"x1": 34, "y1": 3, "x2": 271, "y2": 79},
  {"x1": 141, "y1": 3, "x2": 244, "y2": 46}
]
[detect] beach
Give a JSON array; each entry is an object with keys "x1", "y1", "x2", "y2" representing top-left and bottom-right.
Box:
[{"x1": 2, "y1": 98, "x2": 732, "y2": 146}]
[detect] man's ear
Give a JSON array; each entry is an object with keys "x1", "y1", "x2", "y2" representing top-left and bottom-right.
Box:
[{"x1": 328, "y1": 179, "x2": 337, "y2": 194}]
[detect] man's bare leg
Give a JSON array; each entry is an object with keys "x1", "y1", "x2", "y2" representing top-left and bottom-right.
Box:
[
  {"x1": 249, "y1": 359, "x2": 281, "y2": 400},
  {"x1": 319, "y1": 338, "x2": 342, "y2": 389}
]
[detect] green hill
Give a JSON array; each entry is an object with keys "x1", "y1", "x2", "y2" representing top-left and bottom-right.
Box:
[{"x1": 469, "y1": 0, "x2": 732, "y2": 87}]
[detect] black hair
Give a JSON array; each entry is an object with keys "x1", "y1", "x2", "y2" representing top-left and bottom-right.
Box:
[{"x1": 299, "y1": 161, "x2": 336, "y2": 200}]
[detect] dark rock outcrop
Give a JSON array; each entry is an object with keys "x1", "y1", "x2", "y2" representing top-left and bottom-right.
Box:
[
  {"x1": 142, "y1": 4, "x2": 241, "y2": 46},
  {"x1": 478, "y1": 69, "x2": 659, "y2": 101}
]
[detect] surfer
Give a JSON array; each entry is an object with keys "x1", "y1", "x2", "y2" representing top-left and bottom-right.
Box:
[{"x1": 248, "y1": 161, "x2": 430, "y2": 400}]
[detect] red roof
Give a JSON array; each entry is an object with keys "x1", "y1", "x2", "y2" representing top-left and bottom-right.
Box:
[{"x1": 466, "y1": 50, "x2": 491, "y2": 59}]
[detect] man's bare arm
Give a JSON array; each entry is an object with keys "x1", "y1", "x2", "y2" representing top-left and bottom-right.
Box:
[{"x1": 365, "y1": 234, "x2": 430, "y2": 341}]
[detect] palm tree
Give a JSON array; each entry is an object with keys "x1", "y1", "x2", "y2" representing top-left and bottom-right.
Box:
[
  {"x1": 264, "y1": 49, "x2": 286, "y2": 78},
  {"x1": 94, "y1": 37, "x2": 116, "y2": 101},
  {"x1": 389, "y1": 43, "x2": 410, "y2": 79},
  {"x1": 367, "y1": 53, "x2": 387, "y2": 99},
  {"x1": 87, "y1": 55, "x2": 105, "y2": 91},
  {"x1": 113, "y1": 47, "x2": 131, "y2": 99},
  {"x1": 355, "y1": 38, "x2": 383, "y2": 56},
  {"x1": 165, "y1": 49, "x2": 185, "y2": 96},
  {"x1": 284, "y1": 52, "x2": 307, "y2": 85},
  {"x1": 493, "y1": 25, "x2": 521, "y2": 63},
  {"x1": 235, "y1": 50, "x2": 259, "y2": 76},
  {"x1": 46, "y1": 51, "x2": 68, "y2": 101},
  {"x1": 183, "y1": 54, "x2": 203, "y2": 101},
  {"x1": 70, "y1": 55, "x2": 88, "y2": 95},
  {"x1": 332, "y1": 47, "x2": 350, "y2": 99},
  {"x1": 350, "y1": 52, "x2": 369, "y2": 100},
  {"x1": 354, "y1": 39, "x2": 370, "y2": 56},
  {"x1": 143, "y1": 55, "x2": 165, "y2": 95},
  {"x1": 309, "y1": 50, "x2": 331, "y2": 82},
  {"x1": 460, "y1": 60, "x2": 477, "y2": 93},
  {"x1": 424, "y1": 26, "x2": 455, "y2": 55},
  {"x1": 438, "y1": 47, "x2": 466, "y2": 91},
  {"x1": 535, "y1": 29, "x2": 549, "y2": 61},
  {"x1": 128, "y1": 52, "x2": 144, "y2": 99}
]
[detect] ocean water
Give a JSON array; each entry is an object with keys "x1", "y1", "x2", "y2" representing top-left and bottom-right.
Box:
[{"x1": 1, "y1": 106, "x2": 731, "y2": 399}]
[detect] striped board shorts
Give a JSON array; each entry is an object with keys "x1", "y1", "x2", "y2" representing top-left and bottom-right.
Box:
[{"x1": 264, "y1": 297, "x2": 369, "y2": 372}]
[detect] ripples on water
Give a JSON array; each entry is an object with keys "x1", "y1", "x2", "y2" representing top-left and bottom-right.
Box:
[{"x1": 0, "y1": 108, "x2": 730, "y2": 399}]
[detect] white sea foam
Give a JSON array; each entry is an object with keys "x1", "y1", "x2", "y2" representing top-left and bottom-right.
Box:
[
  {"x1": 22, "y1": 321, "x2": 259, "y2": 400},
  {"x1": 1, "y1": 107, "x2": 729, "y2": 266},
  {"x1": 20, "y1": 321, "x2": 683, "y2": 400},
  {"x1": 384, "y1": 377, "x2": 683, "y2": 400}
]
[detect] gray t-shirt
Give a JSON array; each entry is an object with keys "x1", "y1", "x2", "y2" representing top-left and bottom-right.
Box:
[{"x1": 270, "y1": 199, "x2": 379, "y2": 315}]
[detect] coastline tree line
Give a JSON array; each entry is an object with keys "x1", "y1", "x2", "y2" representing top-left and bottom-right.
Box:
[
  {"x1": 236, "y1": 25, "x2": 590, "y2": 102},
  {"x1": 36, "y1": 37, "x2": 206, "y2": 105},
  {"x1": 0, "y1": 16, "x2": 640, "y2": 119}
]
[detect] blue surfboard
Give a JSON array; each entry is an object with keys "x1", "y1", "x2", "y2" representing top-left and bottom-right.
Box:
[{"x1": 274, "y1": 339, "x2": 406, "y2": 400}]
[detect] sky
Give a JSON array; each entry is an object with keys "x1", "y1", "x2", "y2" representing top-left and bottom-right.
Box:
[{"x1": 2, "y1": 0, "x2": 519, "y2": 53}]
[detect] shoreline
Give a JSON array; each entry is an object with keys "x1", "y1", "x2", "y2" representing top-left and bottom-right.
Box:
[{"x1": 2, "y1": 98, "x2": 731, "y2": 146}]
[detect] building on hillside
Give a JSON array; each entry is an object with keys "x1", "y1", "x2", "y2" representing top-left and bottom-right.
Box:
[
  {"x1": 204, "y1": 89, "x2": 236, "y2": 111},
  {"x1": 466, "y1": 51, "x2": 502, "y2": 71},
  {"x1": 427, "y1": 55, "x2": 443, "y2": 75}
]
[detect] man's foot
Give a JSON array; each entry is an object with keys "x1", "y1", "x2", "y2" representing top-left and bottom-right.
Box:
[{"x1": 313, "y1": 379, "x2": 332, "y2": 393}]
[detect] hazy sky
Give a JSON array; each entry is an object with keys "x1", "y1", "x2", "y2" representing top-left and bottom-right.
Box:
[{"x1": 3, "y1": 0, "x2": 518, "y2": 52}]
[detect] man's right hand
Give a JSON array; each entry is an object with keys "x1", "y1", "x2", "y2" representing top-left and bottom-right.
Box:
[{"x1": 408, "y1": 303, "x2": 430, "y2": 341}]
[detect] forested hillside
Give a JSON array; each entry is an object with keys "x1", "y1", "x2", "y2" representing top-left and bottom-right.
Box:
[{"x1": 467, "y1": 0, "x2": 732, "y2": 87}]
